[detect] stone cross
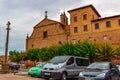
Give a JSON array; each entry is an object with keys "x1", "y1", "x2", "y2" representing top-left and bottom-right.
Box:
[
  {"x1": 5, "y1": 21, "x2": 11, "y2": 64},
  {"x1": 45, "y1": 11, "x2": 48, "y2": 18}
]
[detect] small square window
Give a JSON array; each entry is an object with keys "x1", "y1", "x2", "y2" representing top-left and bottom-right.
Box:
[
  {"x1": 95, "y1": 23, "x2": 99, "y2": 29},
  {"x1": 84, "y1": 25, "x2": 88, "y2": 31},
  {"x1": 74, "y1": 27, "x2": 78, "y2": 33},
  {"x1": 106, "y1": 21, "x2": 111, "y2": 28},
  {"x1": 43, "y1": 31, "x2": 48, "y2": 39}
]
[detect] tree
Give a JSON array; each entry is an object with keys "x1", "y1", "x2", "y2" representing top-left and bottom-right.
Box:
[
  {"x1": 58, "y1": 42, "x2": 76, "y2": 56},
  {"x1": 96, "y1": 43, "x2": 115, "y2": 61},
  {"x1": 47, "y1": 45, "x2": 59, "y2": 59},
  {"x1": 9, "y1": 50, "x2": 21, "y2": 63},
  {"x1": 19, "y1": 51, "x2": 27, "y2": 61},
  {"x1": 115, "y1": 46, "x2": 120, "y2": 56},
  {"x1": 27, "y1": 48, "x2": 40, "y2": 62},
  {"x1": 38, "y1": 47, "x2": 50, "y2": 61},
  {"x1": 75, "y1": 41, "x2": 96, "y2": 63}
]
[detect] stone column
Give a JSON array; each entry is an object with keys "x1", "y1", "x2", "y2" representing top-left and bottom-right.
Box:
[{"x1": 5, "y1": 21, "x2": 11, "y2": 64}]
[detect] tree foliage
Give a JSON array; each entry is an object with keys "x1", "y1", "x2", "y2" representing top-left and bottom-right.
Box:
[
  {"x1": 9, "y1": 41, "x2": 118, "y2": 63},
  {"x1": 115, "y1": 46, "x2": 120, "y2": 56},
  {"x1": 96, "y1": 43, "x2": 115, "y2": 61},
  {"x1": 9, "y1": 50, "x2": 23, "y2": 63},
  {"x1": 27, "y1": 48, "x2": 40, "y2": 61},
  {"x1": 75, "y1": 41, "x2": 96, "y2": 63}
]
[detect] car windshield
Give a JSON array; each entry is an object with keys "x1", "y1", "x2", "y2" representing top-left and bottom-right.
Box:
[
  {"x1": 87, "y1": 62, "x2": 109, "y2": 70},
  {"x1": 36, "y1": 62, "x2": 46, "y2": 67},
  {"x1": 9, "y1": 62, "x2": 17, "y2": 65},
  {"x1": 49, "y1": 56, "x2": 69, "y2": 64}
]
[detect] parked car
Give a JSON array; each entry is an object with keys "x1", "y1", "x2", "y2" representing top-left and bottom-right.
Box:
[
  {"x1": 42, "y1": 56, "x2": 89, "y2": 80},
  {"x1": 79, "y1": 62, "x2": 119, "y2": 80},
  {"x1": 9, "y1": 62, "x2": 20, "y2": 70},
  {"x1": 36, "y1": 62, "x2": 42, "y2": 66},
  {"x1": 117, "y1": 65, "x2": 120, "y2": 76},
  {"x1": 28, "y1": 62, "x2": 47, "y2": 77}
]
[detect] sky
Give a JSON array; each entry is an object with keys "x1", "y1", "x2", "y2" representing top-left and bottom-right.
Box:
[{"x1": 0, "y1": 0, "x2": 120, "y2": 55}]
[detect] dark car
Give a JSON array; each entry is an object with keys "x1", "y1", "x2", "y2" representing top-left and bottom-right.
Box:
[
  {"x1": 79, "y1": 62, "x2": 119, "y2": 80},
  {"x1": 9, "y1": 62, "x2": 20, "y2": 70},
  {"x1": 117, "y1": 65, "x2": 120, "y2": 76}
]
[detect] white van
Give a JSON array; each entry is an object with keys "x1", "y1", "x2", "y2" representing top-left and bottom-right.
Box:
[{"x1": 41, "y1": 56, "x2": 89, "y2": 80}]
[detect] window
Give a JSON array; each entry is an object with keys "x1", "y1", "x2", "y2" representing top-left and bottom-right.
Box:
[
  {"x1": 76, "y1": 58, "x2": 89, "y2": 66},
  {"x1": 67, "y1": 57, "x2": 74, "y2": 65},
  {"x1": 74, "y1": 16, "x2": 77, "y2": 22},
  {"x1": 118, "y1": 19, "x2": 120, "y2": 26},
  {"x1": 74, "y1": 27, "x2": 78, "y2": 33},
  {"x1": 43, "y1": 31, "x2": 48, "y2": 38},
  {"x1": 95, "y1": 23, "x2": 99, "y2": 29},
  {"x1": 89, "y1": 36, "x2": 92, "y2": 41},
  {"x1": 83, "y1": 14, "x2": 87, "y2": 20},
  {"x1": 50, "y1": 56, "x2": 68, "y2": 63},
  {"x1": 84, "y1": 25, "x2": 88, "y2": 31},
  {"x1": 106, "y1": 21, "x2": 111, "y2": 28},
  {"x1": 58, "y1": 41, "x2": 62, "y2": 44},
  {"x1": 32, "y1": 44, "x2": 34, "y2": 47}
]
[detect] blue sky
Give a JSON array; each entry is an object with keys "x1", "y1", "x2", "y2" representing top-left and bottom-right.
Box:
[{"x1": 0, "y1": 0, "x2": 120, "y2": 55}]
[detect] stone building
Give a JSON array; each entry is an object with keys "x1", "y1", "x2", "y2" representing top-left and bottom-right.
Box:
[
  {"x1": 68, "y1": 5, "x2": 120, "y2": 47},
  {"x1": 26, "y1": 11, "x2": 69, "y2": 51},
  {"x1": 26, "y1": 5, "x2": 120, "y2": 51}
]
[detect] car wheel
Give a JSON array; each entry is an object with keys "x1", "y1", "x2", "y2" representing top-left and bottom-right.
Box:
[
  {"x1": 108, "y1": 78, "x2": 112, "y2": 80},
  {"x1": 117, "y1": 75, "x2": 120, "y2": 80},
  {"x1": 107, "y1": 76, "x2": 112, "y2": 80},
  {"x1": 31, "y1": 75, "x2": 34, "y2": 77},
  {"x1": 61, "y1": 72, "x2": 67, "y2": 80}
]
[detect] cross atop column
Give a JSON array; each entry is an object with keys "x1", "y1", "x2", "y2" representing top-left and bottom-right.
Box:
[
  {"x1": 6, "y1": 21, "x2": 11, "y2": 30},
  {"x1": 45, "y1": 11, "x2": 48, "y2": 18}
]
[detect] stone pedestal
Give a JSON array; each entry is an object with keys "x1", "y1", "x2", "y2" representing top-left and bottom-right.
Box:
[{"x1": 1, "y1": 64, "x2": 9, "y2": 73}]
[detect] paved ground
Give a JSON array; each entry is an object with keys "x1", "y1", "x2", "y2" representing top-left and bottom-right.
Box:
[{"x1": 0, "y1": 72, "x2": 45, "y2": 80}]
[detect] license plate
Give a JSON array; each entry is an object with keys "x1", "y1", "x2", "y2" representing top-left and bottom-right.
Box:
[
  {"x1": 85, "y1": 79, "x2": 92, "y2": 80},
  {"x1": 44, "y1": 73, "x2": 50, "y2": 75}
]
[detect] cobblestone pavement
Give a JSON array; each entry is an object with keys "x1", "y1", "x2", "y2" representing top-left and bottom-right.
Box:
[{"x1": 0, "y1": 72, "x2": 45, "y2": 80}]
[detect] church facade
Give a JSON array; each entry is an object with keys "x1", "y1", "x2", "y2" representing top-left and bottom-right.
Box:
[
  {"x1": 26, "y1": 11, "x2": 69, "y2": 51},
  {"x1": 26, "y1": 5, "x2": 120, "y2": 51}
]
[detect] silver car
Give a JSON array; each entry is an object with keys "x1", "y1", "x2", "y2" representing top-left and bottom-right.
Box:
[{"x1": 42, "y1": 56, "x2": 89, "y2": 80}]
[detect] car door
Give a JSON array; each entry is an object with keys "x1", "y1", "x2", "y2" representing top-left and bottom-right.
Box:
[{"x1": 65, "y1": 57, "x2": 75, "y2": 77}]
